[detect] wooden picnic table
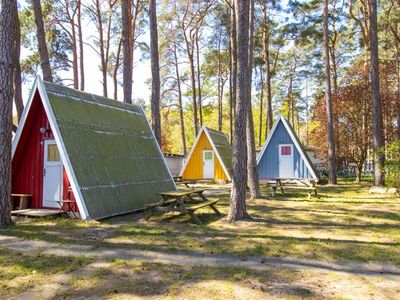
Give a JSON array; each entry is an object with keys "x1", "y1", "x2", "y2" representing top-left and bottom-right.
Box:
[
  {"x1": 144, "y1": 189, "x2": 221, "y2": 225},
  {"x1": 173, "y1": 176, "x2": 196, "y2": 189},
  {"x1": 176, "y1": 180, "x2": 196, "y2": 189},
  {"x1": 268, "y1": 179, "x2": 319, "y2": 199}
]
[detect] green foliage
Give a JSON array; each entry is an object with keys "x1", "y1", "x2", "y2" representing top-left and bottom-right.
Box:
[{"x1": 385, "y1": 140, "x2": 400, "y2": 189}]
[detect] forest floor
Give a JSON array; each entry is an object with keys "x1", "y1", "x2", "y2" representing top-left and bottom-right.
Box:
[{"x1": 1, "y1": 181, "x2": 400, "y2": 299}]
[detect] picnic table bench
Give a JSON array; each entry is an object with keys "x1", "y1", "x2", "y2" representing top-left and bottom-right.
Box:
[
  {"x1": 173, "y1": 176, "x2": 196, "y2": 189},
  {"x1": 144, "y1": 189, "x2": 221, "y2": 225},
  {"x1": 268, "y1": 179, "x2": 319, "y2": 199}
]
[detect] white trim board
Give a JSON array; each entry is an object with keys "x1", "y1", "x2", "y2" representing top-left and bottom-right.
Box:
[
  {"x1": 12, "y1": 77, "x2": 90, "y2": 219},
  {"x1": 257, "y1": 114, "x2": 318, "y2": 180},
  {"x1": 36, "y1": 77, "x2": 90, "y2": 219},
  {"x1": 179, "y1": 126, "x2": 231, "y2": 181}
]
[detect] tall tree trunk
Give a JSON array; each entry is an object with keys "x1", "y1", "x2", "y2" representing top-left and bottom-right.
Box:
[
  {"x1": 217, "y1": 27, "x2": 223, "y2": 132},
  {"x1": 396, "y1": 31, "x2": 400, "y2": 139},
  {"x1": 230, "y1": 0, "x2": 237, "y2": 132},
  {"x1": 0, "y1": 0, "x2": 18, "y2": 228},
  {"x1": 261, "y1": 2, "x2": 273, "y2": 136},
  {"x1": 113, "y1": 38, "x2": 122, "y2": 100},
  {"x1": 368, "y1": 0, "x2": 385, "y2": 185},
  {"x1": 246, "y1": 0, "x2": 260, "y2": 199},
  {"x1": 121, "y1": 0, "x2": 133, "y2": 103},
  {"x1": 149, "y1": 0, "x2": 161, "y2": 145},
  {"x1": 189, "y1": 53, "x2": 198, "y2": 137},
  {"x1": 77, "y1": 0, "x2": 84, "y2": 91},
  {"x1": 173, "y1": 42, "x2": 186, "y2": 156},
  {"x1": 229, "y1": 32, "x2": 233, "y2": 144},
  {"x1": 228, "y1": 0, "x2": 250, "y2": 222},
  {"x1": 95, "y1": 0, "x2": 107, "y2": 97},
  {"x1": 323, "y1": 0, "x2": 337, "y2": 184},
  {"x1": 258, "y1": 64, "x2": 264, "y2": 146},
  {"x1": 195, "y1": 32, "x2": 203, "y2": 126},
  {"x1": 70, "y1": 11, "x2": 79, "y2": 90},
  {"x1": 14, "y1": 9, "x2": 23, "y2": 120},
  {"x1": 31, "y1": 0, "x2": 53, "y2": 82}
]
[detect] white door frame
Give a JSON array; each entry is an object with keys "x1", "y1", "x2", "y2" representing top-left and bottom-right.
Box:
[
  {"x1": 203, "y1": 150, "x2": 214, "y2": 179},
  {"x1": 42, "y1": 140, "x2": 63, "y2": 208},
  {"x1": 279, "y1": 144, "x2": 294, "y2": 178}
]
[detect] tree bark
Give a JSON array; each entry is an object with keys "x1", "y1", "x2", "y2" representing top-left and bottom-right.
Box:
[
  {"x1": 258, "y1": 64, "x2": 264, "y2": 146},
  {"x1": 228, "y1": 0, "x2": 250, "y2": 222},
  {"x1": 261, "y1": 2, "x2": 273, "y2": 136},
  {"x1": 0, "y1": 0, "x2": 18, "y2": 228},
  {"x1": 323, "y1": 0, "x2": 337, "y2": 184},
  {"x1": 368, "y1": 0, "x2": 385, "y2": 185},
  {"x1": 121, "y1": 0, "x2": 133, "y2": 103},
  {"x1": 230, "y1": 0, "x2": 237, "y2": 123},
  {"x1": 95, "y1": 0, "x2": 107, "y2": 97},
  {"x1": 228, "y1": 30, "x2": 233, "y2": 144},
  {"x1": 113, "y1": 38, "x2": 122, "y2": 100},
  {"x1": 14, "y1": 8, "x2": 23, "y2": 120},
  {"x1": 195, "y1": 32, "x2": 203, "y2": 126},
  {"x1": 69, "y1": 5, "x2": 79, "y2": 90},
  {"x1": 217, "y1": 27, "x2": 223, "y2": 132},
  {"x1": 31, "y1": 0, "x2": 53, "y2": 82},
  {"x1": 149, "y1": 0, "x2": 161, "y2": 145},
  {"x1": 173, "y1": 42, "x2": 186, "y2": 156},
  {"x1": 246, "y1": 0, "x2": 260, "y2": 199},
  {"x1": 77, "y1": 0, "x2": 84, "y2": 91}
]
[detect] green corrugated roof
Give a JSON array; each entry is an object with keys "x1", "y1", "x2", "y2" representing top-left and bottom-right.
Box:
[
  {"x1": 43, "y1": 81, "x2": 175, "y2": 219},
  {"x1": 205, "y1": 127, "x2": 233, "y2": 175}
]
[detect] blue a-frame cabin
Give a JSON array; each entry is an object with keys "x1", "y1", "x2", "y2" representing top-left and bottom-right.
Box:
[{"x1": 257, "y1": 115, "x2": 319, "y2": 181}]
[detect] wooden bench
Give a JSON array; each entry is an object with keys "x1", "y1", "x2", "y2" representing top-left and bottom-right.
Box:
[
  {"x1": 11, "y1": 194, "x2": 32, "y2": 210},
  {"x1": 267, "y1": 179, "x2": 319, "y2": 199},
  {"x1": 144, "y1": 189, "x2": 221, "y2": 225}
]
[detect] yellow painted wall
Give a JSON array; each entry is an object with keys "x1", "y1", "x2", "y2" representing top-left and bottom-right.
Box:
[{"x1": 182, "y1": 132, "x2": 228, "y2": 180}]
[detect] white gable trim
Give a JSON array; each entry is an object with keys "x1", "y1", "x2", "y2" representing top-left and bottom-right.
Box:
[
  {"x1": 12, "y1": 78, "x2": 39, "y2": 157},
  {"x1": 203, "y1": 128, "x2": 232, "y2": 181},
  {"x1": 179, "y1": 126, "x2": 206, "y2": 177},
  {"x1": 139, "y1": 106, "x2": 177, "y2": 191},
  {"x1": 256, "y1": 115, "x2": 281, "y2": 165},
  {"x1": 179, "y1": 126, "x2": 231, "y2": 181},
  {"x1": 257, "y1": 115, "x2": 318, "y2": 180},
  {"x1": 36, "y1": 78, "x2": 90, "y2": 219}
]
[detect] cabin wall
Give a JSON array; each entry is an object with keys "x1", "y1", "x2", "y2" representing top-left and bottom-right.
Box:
[
  {"x1": 182, "y1": 132, "x2": 228, "y2": 180},
  {"x1": 164, "y1": 155, "x2": 184, "y2": 176},
  {"x1": 257, "y1": 121, "x2": 312, "y2": 179},
  {"x1": 12, "y1": 91, "x2": 76, "y2": 210}
]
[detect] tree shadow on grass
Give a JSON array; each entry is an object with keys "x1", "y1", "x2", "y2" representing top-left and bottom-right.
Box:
[{"x1": 51, "y1": 260, "x2": 316, "y2": 299}]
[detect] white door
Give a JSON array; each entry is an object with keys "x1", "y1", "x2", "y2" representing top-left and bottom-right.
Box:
[
  {"x1": 279, "y1": 144, "x2": 294, "y2": 178},
  {"x1": 203, "y1": 150, "x2": 214, "y2": 179},
  {"x1": 42, "y1": 140, "x2": 63, "y2": 208}
]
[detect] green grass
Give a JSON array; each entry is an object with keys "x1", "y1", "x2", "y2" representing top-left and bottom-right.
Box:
[
  {"x1": 56, "y1": 259, "x2": 301, "y2": 299},
  {"x1": 0, "y1": 247, "x2": 91, "y2": 298},
  {"x1": 1, "y1": 181, "x2": 400, "y2": 298},
  {"x1": 3, "y1": 181, "x2": 400, "y2": 266}
]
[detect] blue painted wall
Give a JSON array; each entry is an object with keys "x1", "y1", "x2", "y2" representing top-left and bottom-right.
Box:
[{"x1": 257, "y1": 120, "x2": 313, "y2": 179}]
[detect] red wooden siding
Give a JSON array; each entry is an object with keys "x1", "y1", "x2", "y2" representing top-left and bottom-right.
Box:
[{"x1": 12, "y1": 90, "x2": 77, "y2": 212}]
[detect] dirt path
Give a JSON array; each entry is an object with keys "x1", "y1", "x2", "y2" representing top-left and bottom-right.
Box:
[
  {"x1": 2, "y1": 234, "x2": 400, "y2": 299},
  {"x1": 1, "y1": 235, "x2": 399, "y2": 278}
]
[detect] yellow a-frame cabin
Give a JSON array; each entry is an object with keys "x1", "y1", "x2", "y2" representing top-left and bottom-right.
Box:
[{"x1": 180, "y1": 126, "x2": 232, "y2": 182}]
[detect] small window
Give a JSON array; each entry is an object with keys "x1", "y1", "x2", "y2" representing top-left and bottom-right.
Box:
[
  {"x1": 281, "y1": 146, "x2": 291, "y2": 156},
  {"x1": 204, "y1": 152, "x2": 213, "y2": 160},
  {"x1": 47, "y1": 144, "x2": 60, "y2": 161}
]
